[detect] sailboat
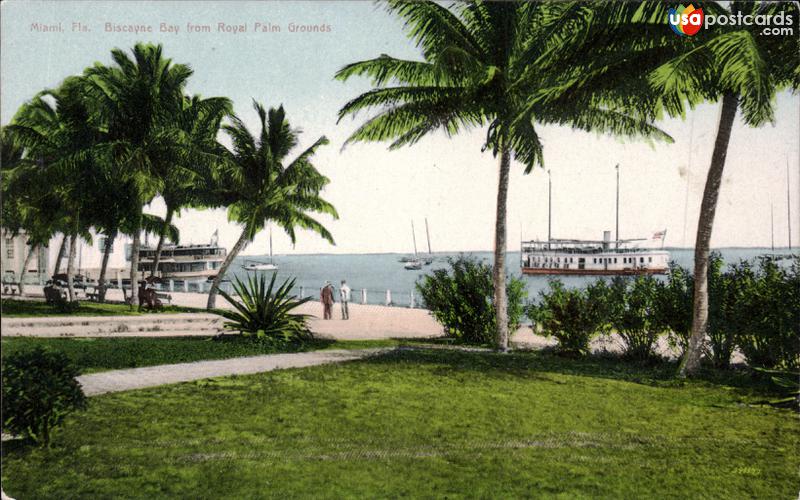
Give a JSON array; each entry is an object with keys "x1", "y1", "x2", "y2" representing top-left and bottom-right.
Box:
[
  {"x1": 423, "y1": 218, "x2": 433, "y2": 265},
  {"x1": 242, "y1": 227, "x2": 278, "y2": 271},
  {"x1": 404, "y1": 221, "x2": 423, "y2": 270}
]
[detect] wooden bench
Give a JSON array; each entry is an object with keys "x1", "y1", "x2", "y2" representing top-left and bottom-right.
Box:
[
  {"x1": 156, "y1": 292, "x2": 172, "y2": 305},
  {"x1": 2, "y1": 282, "x2": 21, "y2": 296}
]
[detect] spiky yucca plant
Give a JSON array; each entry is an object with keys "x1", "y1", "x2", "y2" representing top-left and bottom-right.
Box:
[{"x1": 217, "y1": 274, "x2": 313, "y2": 343}]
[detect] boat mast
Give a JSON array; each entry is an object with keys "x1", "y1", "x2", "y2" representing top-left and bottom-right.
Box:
[
  {"x1": 425, "y1": 218, "x2": 432, "y2": 256},
  {"x1": 547, "y1": 170, "x2": 552, "y2": 250},
  {"x1": 269, "y1": 226, "x2": 273, "y2": 264},
  {"x1": 787, "y1": 156, "x2": 793, "y2": 250},
  {"x1": 615, "y1": 164, "x2": 620, "y2": 250},
  {"x1": 771, "y1": 202, "x2": 775, "y2": 251},
  {"x1": 411, "y1": 220, "x2": 418, "y2": 257}
]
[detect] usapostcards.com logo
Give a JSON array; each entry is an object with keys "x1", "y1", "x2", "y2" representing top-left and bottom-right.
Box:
[{"x1": 668, "y1": 4, "x2": 704, "y2": 37}]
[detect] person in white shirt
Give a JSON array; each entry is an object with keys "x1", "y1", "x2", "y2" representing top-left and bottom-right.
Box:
[{"x1": 339, "y1": 280, "x2": 351, "y2": 320}]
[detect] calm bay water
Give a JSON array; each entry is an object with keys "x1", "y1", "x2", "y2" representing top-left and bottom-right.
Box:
[{"x1": 228, "y1": 248, "x2": 797, "y2": 307}]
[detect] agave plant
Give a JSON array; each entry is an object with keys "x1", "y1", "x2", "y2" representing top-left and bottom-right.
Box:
[
  {"x1": 753, "y1": 368, "x2": 800, "y2": 412},
  {"x1": 217, "y1": 273, "x2": 313, "y2": 343}
]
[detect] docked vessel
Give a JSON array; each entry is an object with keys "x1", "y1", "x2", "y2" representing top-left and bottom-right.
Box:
[
  {"x1": 521, "y1": 232, "x2": 669, "y2": 275},
  {"x1": 521, "y1": 165, "x2": 670, "y2": 276},
  {"x1": 138, "y1": 232, "x2": 227, "y2": 279}
]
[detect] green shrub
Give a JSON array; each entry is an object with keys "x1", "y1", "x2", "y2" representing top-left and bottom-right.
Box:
[
  {"x1": 528, "y1": 279, "x2": 610, "y2": 355},
  {"x1": 705, "y1": 253, "x2": 740, "y2": 369},
  {"x1": 655, "y1": 263, "x2": 693, "y2": 356},
  {"x1": 734, "y1": 256, "x2": 800, "y2": 370},
  {"x1": 1, "y1": 347, "x2": 87, "y2": 446},
  {"x1": 606, "y1": 276, "x2": 664, "y2": 360},
  {"x1": 416, "y1": 255, "x2": 527, "y2": 345},
  {"x1": 218, "y1": 274, "x2": 313, "y2": 344}
]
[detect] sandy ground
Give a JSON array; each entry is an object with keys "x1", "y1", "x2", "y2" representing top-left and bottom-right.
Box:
[
  {"x1": 3, "y1": 286, "x2": 691, "y2": 358},
  {"x1": 5, "y1": 286, "x2": 445, "y2": 340}
]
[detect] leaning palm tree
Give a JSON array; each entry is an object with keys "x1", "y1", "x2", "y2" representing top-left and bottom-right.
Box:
[
  {"x1": 206, "y1": 101, "x2": 338, "y2": 309},
  {"x1": 635, "y1": 1, "x2": 800, "y2": 375},
  {"x1": 336, "y1": 0, "x2": 671, "y2": 350},
  {"x1": 83, "y1": 43, "x2": 192, "y2": 307}
]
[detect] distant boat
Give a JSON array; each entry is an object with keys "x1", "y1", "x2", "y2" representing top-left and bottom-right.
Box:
[
  {"x1": 404, "y1": 260, "x2": 423, "y2": 270},
  {"x1": 521, "y1": 165, "x2": 670, "y2": 276},
  {"x1": 423, "y1": 217, "x2": 433, "y2": 265},
  {"x1": 139, "y1": 231, "x2": 227, "y2": 280},
  {"x1": 404, "y1": 220, "x2": 423, "y2": 270},
  {"x1": 242, "y1": 226, "x2": 278, "y2": 272}
]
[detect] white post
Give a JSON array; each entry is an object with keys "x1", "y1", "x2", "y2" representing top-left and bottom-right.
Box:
[
  {"x1": 300, "y1": 286, "x2": 305, "y2": 298},
  {"x1": 197, "y1": 280, "x2": 204, "y2": 293},
  {"x1": 410, "y1": 290, "x2": 415, "y2": 308},
  {"x1": 385, "y1": 289, "x2": 392, "y2": 306},
  {"x1": 361, "y1": 288, "x2": 367, "y2": 304},
  {"x1": 116, "y1": 272, "x2": 122, "y2": 289},
  {"x1": 183, "y1": 280, "x2": 189, "y2": 293},
  {"x1": 169, "y1": 279, "x2": 174, "y2": 292}
]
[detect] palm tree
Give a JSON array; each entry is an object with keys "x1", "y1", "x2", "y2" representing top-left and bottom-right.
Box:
[
  {"x1": 83, "y1": 43, "x2": 192, "y2": 307},
  {"x1": 336, "y1": 0, "x2": 671, "y2": 350},
  {"x1": 5, "y1": 77, "x2": 101, "y2": 300},
  {"x1": 642, "y1": 1, "x2": 799, "y2": 375},
  {"x1": 206, "y1": 101, "x2": 338, "y2": 310},
  {"x1": 149, "y1": 94, "x2": 232, "y2": 278}
]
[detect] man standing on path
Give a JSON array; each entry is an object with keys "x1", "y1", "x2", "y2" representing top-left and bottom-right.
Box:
[
  {"x1": 339, "y1": 280, "x2": 351, "y2": 320},
  {"x1": 321, "y1": 281, "x2": 334, "y2": 320}
]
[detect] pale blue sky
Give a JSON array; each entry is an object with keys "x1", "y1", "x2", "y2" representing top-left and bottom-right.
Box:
[{"x1": 2, "y1": 1, "x2": 798, "y2": 254}]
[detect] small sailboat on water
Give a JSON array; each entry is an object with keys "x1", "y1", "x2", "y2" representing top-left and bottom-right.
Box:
[
  {"x1": 423, "y1": 218, "x2": 433, "y2": 265},
  {"x1": 242, "y1": 227, "x2": 279, "y2": 271},
  {"x1": 404, "y1": 221, "x2": 423, "y2": 270}
]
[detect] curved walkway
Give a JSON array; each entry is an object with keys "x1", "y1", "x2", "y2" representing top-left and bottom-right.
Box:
[{"x1": 77, "y1": 348, "x2": 389, "y2": 396}]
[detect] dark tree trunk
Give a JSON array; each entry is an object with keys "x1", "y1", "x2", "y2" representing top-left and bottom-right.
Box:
[
  {"x1": 98, "y1": 232, "x2": 116, "y2": 302},
  {"x1": 493, "y1": 147, "x2": 512, "y2": 351},
  {"x1": 206, "y1": 229, "x2": 250, "y2": 310},
  {"x1": 150, "y1": 206, "x2": 174, "y2": 278},
  {"x1": 66, "y1": 233, "x2": 77, "y2": 302},
  {"x1": 18, "y1": 244, "x2": 36, "y2": 296},
  {"x1": 53, "y1": 234, "x2": 68, "y2": 276},
  {"x1": 130, "y1": 225, "x2": 141, "y2": 309},
  {"x1": 680, "y1": 92, "x2": 739, "y2": 377}
]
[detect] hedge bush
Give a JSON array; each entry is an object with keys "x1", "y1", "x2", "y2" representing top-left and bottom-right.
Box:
[
  {"x1": 733, "y1": 256, "x2": 800, "y2": 370},
  {"x1": 606, "y1": 276, "x2": 663, "y2": 360},
  {"x1": 2, "y1": 347, "x2": 87, "y2": 446},
  {"x1": 416, "y1": 256, "x2": 526, "y2": 345},
  {"x1": 528, "y1": 279, "x2": 611, "y2": 355}
]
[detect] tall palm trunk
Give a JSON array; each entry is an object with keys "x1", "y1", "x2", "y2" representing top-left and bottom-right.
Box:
[
  {"x1": 53, "y1": 234, "x2": 68, "y2": 276},
  {"x1": 130, "y1": 226, "x2": 141, "y2": 309},
  {"x1": 207, "y1": 229, "x2": 250, "y2": 310},
  {"x1": 680, "y1": 92, "x2": 739, "y2": 377},
  {"x1": 493, "y1": 147, "x2": 512, "y2": 351},
  {"x1": 17, "y1": 244, "x2": 36, "y2": 296},
  {"x1": 98, "y1": 232, "x2": 116, "y2": 302},
  {"x1": 66, "y1": 233, "x2": 77, "y2": 302},
  {"x1": 150, "y1": 206, "x2": 174, "y2": 278}
]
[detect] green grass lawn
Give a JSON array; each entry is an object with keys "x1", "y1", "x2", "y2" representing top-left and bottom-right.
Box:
[
  {"x1": 1, "y1": 336, "x2": 401, "y2": 374},
  {"x1": 2, "y1": 349, "x2": 796, "y2": 499},
  {"x1": 1, "y1": 298, "x2": 208, "y2": 317}
]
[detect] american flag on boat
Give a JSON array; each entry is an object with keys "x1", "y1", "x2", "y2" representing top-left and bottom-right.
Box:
[{"x1": 652, "y1": 230, "x2": 667, "y2": 240}]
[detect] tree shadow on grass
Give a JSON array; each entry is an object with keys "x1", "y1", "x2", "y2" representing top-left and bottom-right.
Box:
[{"x1": 363, "y1": 344, "x2": 778, "y2": 397}]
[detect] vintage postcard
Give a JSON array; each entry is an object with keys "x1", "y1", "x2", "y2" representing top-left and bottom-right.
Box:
[{"x1": 1, "y1": 1, "x2": 798, "y2": 498}]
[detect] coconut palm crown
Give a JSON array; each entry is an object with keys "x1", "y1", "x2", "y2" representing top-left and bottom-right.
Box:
[{"x1": 206, "y1": 101, "x2": 338, "y2": 309}]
